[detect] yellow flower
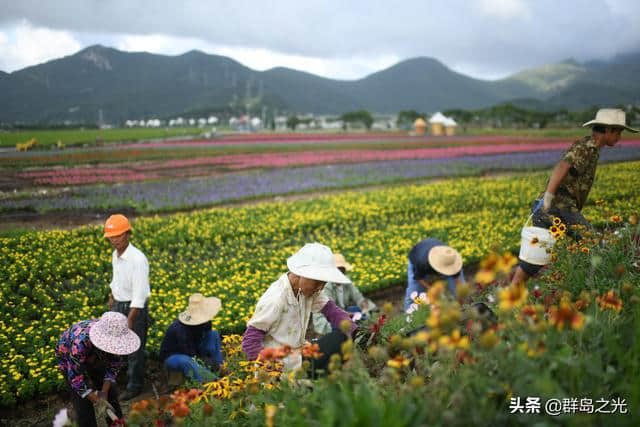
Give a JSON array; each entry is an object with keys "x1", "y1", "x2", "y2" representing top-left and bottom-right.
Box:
[
  {"x1": 498, "y1": 282, "x2": 528, "y2": 311},
  {"x1": 475, "y1": 269, "x2": 496, "y2": 286},
  {"x1": 438, "y1": 329, "x2": 470, "y2": 350},
  {"x1": 387, "y1": 355, "x2": 411, "y2": 369}
]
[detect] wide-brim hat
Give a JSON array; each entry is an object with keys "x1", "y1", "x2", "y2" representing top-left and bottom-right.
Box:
[
  {"x1": 178, "y1": 293, "x2": 222, "y2": 325},
  {"x1": 582, "y1": 108, "x2": 638, "y2": 133},
  {"x1": 428, "y1": 245, "x2": 463, "y2": 276},
  {"x1": 89, "y1": 312, "x2": 141, "y2": 355},
  {"x1": 287, "y1": 243, "x2": 351, "y2": 284},
  {"x1": 333, "y1": 253, "x2": 354, "y2": 271}
]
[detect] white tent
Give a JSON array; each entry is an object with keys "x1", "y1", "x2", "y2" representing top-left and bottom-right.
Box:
[{"x1": 428, "y1": 112, "x2": 448, "y2": 124}]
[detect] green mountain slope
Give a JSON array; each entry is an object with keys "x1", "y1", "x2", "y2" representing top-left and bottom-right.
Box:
[{"x1": 0, "y1": 45, "x2": 638, "y2": 123}]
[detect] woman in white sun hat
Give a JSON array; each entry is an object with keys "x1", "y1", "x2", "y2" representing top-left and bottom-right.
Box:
[
  {"x1": 510, "y1": 108, "x2": 638, "y2": 286},
  {"x1": 242, "y1": 243, "x2": 357, "y2": 372},
  {"x1": 404, "y1": 238, "x2": 465, "y2": 312},
  {"x1": 159, "y1": 293, "x2": 224, "y2": 383},
  {"x1": 55, "y1": 311, "x2": 140, "y2": 426}
]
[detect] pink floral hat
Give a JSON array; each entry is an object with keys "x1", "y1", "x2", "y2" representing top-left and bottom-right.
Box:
[{"x1": 89, "y1": 312, "x2": 141, "y2": 355}]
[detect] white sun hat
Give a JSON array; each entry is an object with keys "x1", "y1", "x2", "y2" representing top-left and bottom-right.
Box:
[
  {"x1": 89, "y1": 312, "x2": 141, "y2": 355},
  {"x1": 582, "y1": 108, "x2": 638, "y2": 133},
  {"x1": 287, "y1": 243, "x2": 351, "y2": 284}
]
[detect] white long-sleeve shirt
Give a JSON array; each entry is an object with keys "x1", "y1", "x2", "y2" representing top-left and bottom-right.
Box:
[{"x1": 109, "y1": 243, "x2": 150, "y2": 308}]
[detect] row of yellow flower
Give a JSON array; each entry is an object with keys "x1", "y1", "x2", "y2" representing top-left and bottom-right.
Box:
[{"x1": 0, "y1": 161, "x2": 639, "y2": 404}]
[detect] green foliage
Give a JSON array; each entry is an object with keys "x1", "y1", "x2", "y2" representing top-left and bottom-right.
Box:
[
  {"x1": 396, "y1": 110, "x2": 425, "y2": 127},
  {"x1": 340, "y1": 110, "x2": 374, "y2": 130},
  {"x1": 286, "y1": 116, "x2": 300, "y2": 130},
  {"x1": 0, "y1": 127, "x2": 202, "y2": 148}
]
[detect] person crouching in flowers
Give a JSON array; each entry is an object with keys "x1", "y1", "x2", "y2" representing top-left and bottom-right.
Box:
[
  {"x1": 242, "y1": 243, "x2": 357, "y2": 372},
  {"x1": 403, "y1": 238, "x2": 465, "y2": 312},
  {"x1": 159, "y1": 293, "x2": 225, "y2": 383},
  {"x1": 312, "y1": 253, "x2": 377, "y2": 335},
  {"x1": 511, "y1": 108, "x2": 638, "y2": 286},
  {"x1": 55, "y1": 311, "x2": 140, "y2": 427}
]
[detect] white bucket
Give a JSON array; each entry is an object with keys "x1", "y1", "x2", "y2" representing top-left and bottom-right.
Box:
[{"x1": 518, "y1": 215, "x2": 556, "y2": 265}]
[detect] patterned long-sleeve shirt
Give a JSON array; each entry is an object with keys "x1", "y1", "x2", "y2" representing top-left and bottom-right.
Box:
[{"x1": 55, "y1": 319, "x2": 124, "y2": 397}]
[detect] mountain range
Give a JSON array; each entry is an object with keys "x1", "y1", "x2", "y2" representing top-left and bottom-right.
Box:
[{"x1": 1, "y1": 45, "x2": 639, "y2": 124}]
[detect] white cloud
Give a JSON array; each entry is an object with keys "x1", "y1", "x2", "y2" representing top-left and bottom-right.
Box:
[
  {"x1": 115, "y1": 33, "x2": 400, "y2": 80},
  {"x1": 0, "y1": 20, "x2": 81, "y2": 72},
  {"x1": 474, "y1": 0, "x2": 531, "y2": 20}
]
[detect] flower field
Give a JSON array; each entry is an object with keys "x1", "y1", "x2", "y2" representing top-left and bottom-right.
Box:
[
  {"x1": 3, "y1": 145, "x2": 640, "y2": 214},
  {"x1": 7, "y1": 140, "x2": 640, "y2": 186},
  {"x1": 1, "y1": 161, "x2": 639, "y2": 406}
]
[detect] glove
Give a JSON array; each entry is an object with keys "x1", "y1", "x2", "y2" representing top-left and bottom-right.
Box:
[
  {"x1": 94, "y1": 398, "x2": 118, "y2": 427},
  {"x1": 542, "y1": 191, "x2": 555, "y2": 211}
]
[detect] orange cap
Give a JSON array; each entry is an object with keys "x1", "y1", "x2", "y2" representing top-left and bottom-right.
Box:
[{"x1": 104, "y1": 214, "x2": 131, "y2": 237}]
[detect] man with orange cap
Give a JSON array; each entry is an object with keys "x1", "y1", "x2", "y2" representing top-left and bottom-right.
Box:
[{"x1": 104, "y1": 214, "x2": 150, "y2": 400}]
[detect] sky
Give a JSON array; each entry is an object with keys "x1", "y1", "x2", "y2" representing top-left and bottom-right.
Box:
[{"x1": 0, "y1": 0, "x2": 639, "y2": 81}]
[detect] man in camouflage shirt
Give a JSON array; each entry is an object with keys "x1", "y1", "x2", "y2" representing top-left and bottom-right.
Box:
[{"x1": 511, "y1": 108, "x2": 638, "y2": 285}]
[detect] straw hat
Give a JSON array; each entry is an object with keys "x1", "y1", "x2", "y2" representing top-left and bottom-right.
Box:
[
  {"x1": 428, "y1": 246, "x2": 463, "y2": 276},
  {"x1": 89, "y1": 312, "x2": 141, "y2": 355},
  {"x1": 582, "y1": 108, "x2": 638, "y2": 133},
  {"x1": 178, "y1": 293, "x2": 222, "y2": 325},
  {"x1": 287, "y1": 243, "x2": 351, "y2": 284},
  {"x1": 333, "y1": 253, "x2": 353, "y2": 271}
]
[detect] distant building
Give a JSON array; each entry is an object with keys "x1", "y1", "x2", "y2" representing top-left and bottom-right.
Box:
[
  {"x1": 413, "y1": 117, "x2": 427, "y2": 136},
  {"x1": 428, "y1": 112, "x2": 448, "y2": 136},
  {"x1": 443, "y1": 116, "x2": 458, "y2": 136}
]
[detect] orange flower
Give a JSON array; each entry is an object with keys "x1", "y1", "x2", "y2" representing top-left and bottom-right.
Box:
[
  {"x1": 610, "y1": 215, "x2": 622, "y2": 223},
  {"x1": 301, "y1": 343, "x2": 323, "y2": 359},
  {"x1": 549, "y1": 301, "x2": 585, "y2": 330},
  {"x1": 596, "y1": 290, "x2": 623, "y2": 313},
  {"x1": 427, "y1": 281, "x2": 445, "y2": 303},
  {"x1": 580, "y1": 247, "x2": 590, "y2": 254},
  {"x1": 519, "y1": 305, "x2": 543, "y2": 323}
]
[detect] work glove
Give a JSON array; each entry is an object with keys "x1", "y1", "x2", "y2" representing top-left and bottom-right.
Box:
[
  {"x1": 542, "y1": 191, "x2": 555, "y2": 211},
  {"x1": 94, "y1": 397, "x2": 118, "y2": 427}
]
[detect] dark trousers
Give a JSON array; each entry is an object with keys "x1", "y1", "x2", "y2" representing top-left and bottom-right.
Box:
[
  {"x1": 69, "y1": 369, "x2": 122, "y2": 427},
  {"x1": 113, "y1": 300, "x2": 149, "y2": 391},
  {"x1": 518, "y1": 201, "x2": 591, "y2": 276},
  {"x1": 308, "y1": 330, "x2": 349, "y2": 378}
]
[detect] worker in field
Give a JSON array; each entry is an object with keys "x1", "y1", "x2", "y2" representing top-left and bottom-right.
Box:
[
  {"x1": 242, "y1": 243, "x2": 357, "y2": 372},
  {"x1": 511, "y1": 108, "x2": 638, "y2": 286},
  {"x1": 104, "y1": 214, "x2": 151, "y2": 400},
  {"x1": 312, "y1": 253, "x2": 376, "y2": 335},
  {"x1": 159, "y1": 293, "x2": 225, "y2": 383},
  {"x1": 55, "y1": 311, "x2": 140, "y2": 427},
  {"x1": 403, "y1": 238, "x2": 465, "y2": 312}
]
